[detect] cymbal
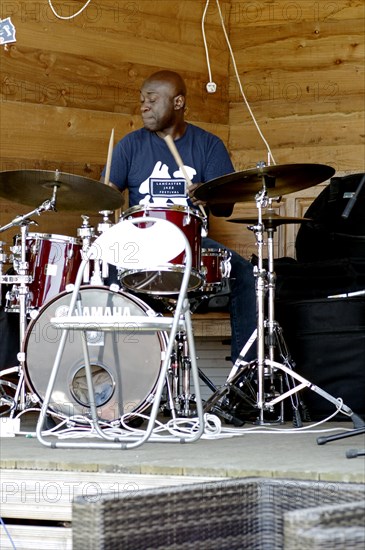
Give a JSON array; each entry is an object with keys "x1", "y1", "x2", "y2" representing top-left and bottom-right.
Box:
[
  {"x1": 228, "y1": 211, "x2": 312, "y2": 229},
  {"x1": 194, "y1": 164, "x2": 335, "y2": 208},
  {"x1": 0, "y1": 170, "x2": 123, "y2": 211}
]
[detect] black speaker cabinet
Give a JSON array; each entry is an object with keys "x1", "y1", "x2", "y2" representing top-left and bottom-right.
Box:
[
  {"x1": 276, "y1": 296, "x2": 365, "y2": 420},
  {"x1": 296, "y1": 172, "x2": 365, "y2": 263}
]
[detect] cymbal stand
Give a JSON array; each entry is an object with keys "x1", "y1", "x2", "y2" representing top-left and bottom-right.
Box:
[
  {"x1": 77, "y1": 215, "x2": 95, "y2": 284},
  {"x1": 253, "y1": 190, "x2": 361, "y2": 428},
  {"x1": 0, "y1": 240, "x2": 8, "y2": 308},
  {"x1": 204, "y1": 180, "x2": 364, "y2": 430},
  {"x1": 253, "y1": 188, "x2": 267, "y2": 420},
  {"x1": 241, "y1": 186, "x2": 295, "y2": 425},
  {"x1": 263, "y1": 201, "x2": 304, "y2": 425},
  {"x1": 0, "y1": 189, "x2": 58, "y2": 416}
]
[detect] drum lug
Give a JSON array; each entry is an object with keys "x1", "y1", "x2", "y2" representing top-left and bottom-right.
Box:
[
  {"x1": 146, "y1": 310, "x2": 159, "y2": 317},
  {"x1": 201, "y1": 218, "x2": 208, "y2": 238},
  {"x1": 183, "y1": 212, "x2": 191, "y2": 226},
  {"x1": 98, "y1": 210, "x2": 114, "y2": 234},
  {"x1": 109, "y1": 283, "x2": 120, "y2": 292},
  {"x1": 17, "y1": 351, "x2": 26, "y2": 363},
  {"x1": 28, "y1": 393, "x2": 41, "y2": 405},
  {"x1": 29, "y1": 309, "x2": 40, "y2": 320},
  {"x1": 221, "y1": 251, "x2": 232, "y2": 278}
]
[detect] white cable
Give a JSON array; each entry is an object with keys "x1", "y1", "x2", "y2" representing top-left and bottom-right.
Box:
[
  {"x1": 28, "y1": 399, "x2": 354, "y2": 440},
  {"x1": 33, "y1": 411, "x2": 224, "y2": 441},
  {"x1": 202, "y1": 0, "x2": 212, "y2": 82},
  {"x1": 48, "y1": 0, "x2": 93, "y2": 20},
  {"x1": 215, "y1": 0, "x2": 276, "y2": 165},
  {"x1": 202, "y1": 0, "x2": 276, "y2": 165},
  {"x1": 212, "y1": 398, "x2": 353, "y2": 435}
]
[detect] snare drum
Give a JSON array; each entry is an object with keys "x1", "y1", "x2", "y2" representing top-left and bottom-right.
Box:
[
  {"x1": 201, "y1": 248, "x2": 231, "y2": 292},
  {"x1": 23, "y1": 286, "x2": 167, "y2": 421},
  {"x1": 119, "y1": 205, "x2": 204, "y2": 295},
  {"x1": 9, "y1": 233, "x2": 82, "y2": 311}
]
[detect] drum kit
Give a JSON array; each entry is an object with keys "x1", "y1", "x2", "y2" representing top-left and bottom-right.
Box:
[
  {"x1": 0, "y1": 169, "x2": 232, "y2": 424},
  {"x1": 2, "y1": 161, "x2": 361, "y2": 431}
]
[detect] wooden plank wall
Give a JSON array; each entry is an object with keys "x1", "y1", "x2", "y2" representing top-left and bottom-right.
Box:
[
  {"x1": 0, "y1": 0, "x2": 231, "y2": 248},
  {"x1": 208, "y1": 0, "x2": 365, "y2": 256},
  {"x1": 1, "y1": 0, "x2": 364, "y2": 260}
]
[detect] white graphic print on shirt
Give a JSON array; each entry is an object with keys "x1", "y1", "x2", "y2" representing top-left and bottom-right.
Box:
[{"x1": 138, "y1": 161, "x2": 197, "y2": 207}]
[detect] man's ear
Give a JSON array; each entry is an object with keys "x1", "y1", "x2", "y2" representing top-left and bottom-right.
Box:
[{"x1": 174, "y1": 94, "x2": 185, "y2": 110}]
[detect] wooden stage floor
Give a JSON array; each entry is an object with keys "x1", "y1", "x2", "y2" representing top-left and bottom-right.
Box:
[{"x1": 0, "y1": 409, "x2": 364, "y2": 549}]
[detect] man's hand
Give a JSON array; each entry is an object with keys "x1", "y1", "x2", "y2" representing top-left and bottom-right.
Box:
[{"x1": 188, "y1": 183, "x2": 207, "y2": 207}]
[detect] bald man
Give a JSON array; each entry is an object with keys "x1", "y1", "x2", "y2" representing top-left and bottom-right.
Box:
[{"x1": 102, "y1": 70, "x2": 256, "y2": 366}]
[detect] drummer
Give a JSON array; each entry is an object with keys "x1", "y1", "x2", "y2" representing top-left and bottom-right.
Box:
[{"x1": 101, "y1": 70, "x2": 256, "y2": 364}]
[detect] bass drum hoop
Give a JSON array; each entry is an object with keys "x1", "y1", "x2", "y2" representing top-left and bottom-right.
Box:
[{"x1": 22, "y1": 286, "x2": 167, "y2": 422}]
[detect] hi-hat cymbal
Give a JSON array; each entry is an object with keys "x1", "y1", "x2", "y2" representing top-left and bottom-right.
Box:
[
  {"x1": 0, "y1": 170, "x2": 123, "y2": 211},
  {"x1": 194, "y1": 164, "x2": 335, "y2": 208},
  {"x1": 228, "y1": 211, "x2": 312, "y2": 229}
]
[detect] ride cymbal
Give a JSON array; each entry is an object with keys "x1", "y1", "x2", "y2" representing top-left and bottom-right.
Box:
[
  {"x1": 0, "y1": 170, "x2": 123, "y2": 211},
  {"x1": 194, "y1": 163, "x2": 335, "y2": 207}
]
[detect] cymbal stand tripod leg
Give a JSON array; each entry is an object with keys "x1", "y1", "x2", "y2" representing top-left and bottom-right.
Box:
[
  {"x1": 1, "y1": 192, "x2": 58, "y2": 417},
  {"x1": 253, "y1": 191, "x2": 267, "y2": 424},
  {"x1": 247, "y1": 191, "x2": 363, "y2": 430},
  {"x1": 6, "y1": 224, "x2": 29, "y2": 417},
  {"x1": 202, "y1": 189, "x2": 268, "y2": 424},
  {"x1": 203, "y1": 189, "x2": 308, "y2": 426},
  {"x1": 265, "y1": 223, "x2": 303, "y2": 426}
]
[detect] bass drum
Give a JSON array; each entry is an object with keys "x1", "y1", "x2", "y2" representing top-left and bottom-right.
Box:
[{"x1": 23, "y1": 286, "x2": 167, "y2": 421}]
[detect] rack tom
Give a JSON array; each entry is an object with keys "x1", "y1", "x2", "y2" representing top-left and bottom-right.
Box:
[{"x1": 119, "y1": 205, "x2": 204, "y2": 295}]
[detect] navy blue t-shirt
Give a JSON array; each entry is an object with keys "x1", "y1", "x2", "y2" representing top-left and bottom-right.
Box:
[{"x1": 104, "y1": 124, "x2": 234, "y2": 208}]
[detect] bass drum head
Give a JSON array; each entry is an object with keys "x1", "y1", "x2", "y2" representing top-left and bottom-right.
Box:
[{"x1": 23, "y1": 286, "x2": 167, "y2": 421}]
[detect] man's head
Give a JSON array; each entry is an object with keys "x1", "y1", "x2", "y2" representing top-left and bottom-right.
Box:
[{"x1": 140, "y1": 70, "x2": 187, "y2": 135}]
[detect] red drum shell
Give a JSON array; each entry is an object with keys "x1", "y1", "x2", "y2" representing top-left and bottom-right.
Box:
[
  {"x1": 7, "y1": 234, "x2": 82, "y2": 311},
  {"x1": 120, "y1": 205, "x2": 204, "y2": 295},
  {"x1": 201, "y1": 248, "x2": 229, "y2": 291},
  {"x1": 17, "y1": 233, "x2": 82, "y2": 310}
]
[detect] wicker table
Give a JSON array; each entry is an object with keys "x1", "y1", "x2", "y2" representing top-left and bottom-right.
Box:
[{"x1": 72, "y1": 477, "x2": 365, "y2": 549}]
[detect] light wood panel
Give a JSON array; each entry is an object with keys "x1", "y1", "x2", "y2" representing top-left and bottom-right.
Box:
[
  {"x1": 228, "y1": 66, "x2": 364, "y2": 119},
  {"x1": 0, "y1": 50, "x2": 230, "y2": 123},
  {"x1": 1, "y1": 0, "x2": 364, "y2": 260},
  {"x1": 228, "y1": 0, "x2": 365, "y2": 176},
  {"x1": 228, "y1": 0, "x2": 362, "y2": 27},
  {"x1": 0, "y1": 102, "x2": 230, "y2": 170}
]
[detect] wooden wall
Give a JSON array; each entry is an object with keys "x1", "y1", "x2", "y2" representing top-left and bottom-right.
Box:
[
  {"x1": 0, "y1": 0, "x2": 231, "y2": 248},
  {"x1": 1, "y1": 0, "x2": 364, "y2": 261},
  {"x1": 209, "y1": 0, "x2": 365, "y2": 257}
]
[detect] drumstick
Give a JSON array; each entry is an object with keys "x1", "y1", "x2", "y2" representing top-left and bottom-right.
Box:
[
  {"x1": 164, "y1": 134, "x2": 207, "y2": 218},
  {"x1": 104, "y1": 128, "x2": 114, "y2": 187}
]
